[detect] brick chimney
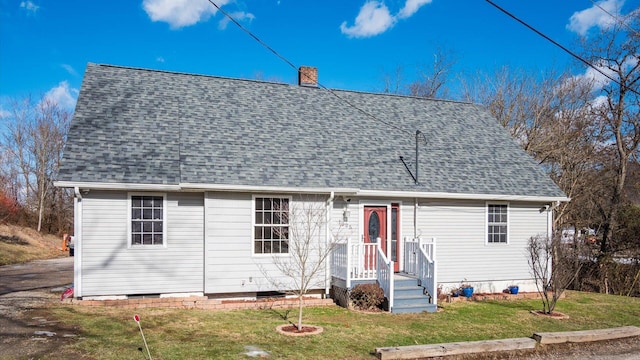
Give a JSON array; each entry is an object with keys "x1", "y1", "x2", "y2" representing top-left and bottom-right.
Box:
[{"x1": 298, "y1": 66, "x2": 318, "y2": 87}]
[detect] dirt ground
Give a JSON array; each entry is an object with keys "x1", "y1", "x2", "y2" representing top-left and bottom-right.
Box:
[
  {"x1": 0, "y1": 257, "x2": 89, "y2": 359},
  {"x1": 0, "y1": 257, "x2": 639, "y2": 359}
]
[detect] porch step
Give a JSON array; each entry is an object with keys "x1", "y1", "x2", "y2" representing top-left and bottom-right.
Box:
[{"x1": 392, "y1": 275, "x2": 437, "y2": 314}]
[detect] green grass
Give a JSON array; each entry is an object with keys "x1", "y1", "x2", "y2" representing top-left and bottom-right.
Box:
[{"x1": 49, "y1": 291, "x2": 640, "y2": 359}]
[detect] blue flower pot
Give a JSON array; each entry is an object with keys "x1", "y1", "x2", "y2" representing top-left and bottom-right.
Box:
[
  {"x1": 462, "y1": 287, "x2": 474, "y2": 298},
  {"x1": 509, "y1": 286, "x2": 519, "y2": 295}
]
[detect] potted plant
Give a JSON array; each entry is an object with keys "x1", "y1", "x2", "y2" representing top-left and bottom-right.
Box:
[
  {"x1": 460, "y1": 280, "x2": 474, "y2": 298},
  {"x1": 508, "y1": 284, "x2": 519, "y2": 295}
]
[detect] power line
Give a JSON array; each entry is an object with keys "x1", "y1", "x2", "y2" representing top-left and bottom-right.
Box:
[
  {"x1": 588, "y1": 0, "x2": 640, "y2": 37},
  {"x1": 485, "y1": 0, "x2": 640, "y2": 97},
  {"x1": 206, "y1": 0, "x2": 413, "y2": 136}
]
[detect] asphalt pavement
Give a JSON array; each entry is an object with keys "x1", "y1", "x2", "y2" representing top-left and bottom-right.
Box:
[{"x1": 0, "y1": 256, "x2": 73, "y2": 295}]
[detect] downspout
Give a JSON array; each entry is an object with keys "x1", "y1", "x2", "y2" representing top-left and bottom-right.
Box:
[
  {"x1": 414, "y1": 198, "x2": 418, "y2": 238},
  {"x1": 415, "y1": 130, "x2": 420, "y2": 185},
  {"x1": 74, "y1": 187, "x2": 82, "y2": 298},
  {"x1": 325, "y1": 191, "x2": 335, "y2": 298}
]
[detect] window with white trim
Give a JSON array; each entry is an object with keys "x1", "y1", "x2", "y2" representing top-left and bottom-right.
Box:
[
  {"x1": 254, "y1": 197, "x2": 289, "y2": 254},
  {"x1": 130, "y1": 195, "x2": 165, "y2": 246},
  {"x1": 487, "y1": 204, "x2": 508, "y2": 243}
]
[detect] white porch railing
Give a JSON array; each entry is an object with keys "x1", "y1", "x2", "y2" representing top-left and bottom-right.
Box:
[
  {"x1": 331, "y1": 236, "x2": 436, "y2": 310},
  {"x1": 331, "y1": 241, "x2": 350, "y2": 286},
  {"x1": 330, "y1": 238, "x2": 379, "y2": 288},
  {"x1": 376, "y1": 245, "x2": 394, "y2": 310},
  {"x1": 404, "y1": 237, "x2": 437, "y2": 306}
]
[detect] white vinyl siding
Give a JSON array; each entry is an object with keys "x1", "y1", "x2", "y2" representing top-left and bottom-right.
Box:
[
  {"x1": 80, "y1": 191, "x2": 204, "y2": 296},
  {"x1": 205, "y1": 192, "x2": 328, "y2": 294},
  {"x1": 415, "y1": 200, "x2": 547, "y2": 287}
]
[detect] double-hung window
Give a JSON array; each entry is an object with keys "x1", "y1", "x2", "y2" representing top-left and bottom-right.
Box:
[
  {"x1": 254, "y1": 197, "x2": 289, "y2": 254},
  {"x1": 487, "y1": 203, "x2": 508, "y2": 244},
  {"x1": 130, "y1": 194, "x2": 166, "y2": 246}
]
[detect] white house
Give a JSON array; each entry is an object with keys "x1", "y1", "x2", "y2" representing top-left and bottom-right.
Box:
[{"x1": 55, "y1": 64, "x2": 568, "y2": 313}]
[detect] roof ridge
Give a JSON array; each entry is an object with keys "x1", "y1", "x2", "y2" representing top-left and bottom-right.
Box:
[
  {"x1": 88, "y1": 63, "x2": 481, "y2": 106},
  {"x1": 89, "y1": 62, "x2": 293, "y2": 88}
]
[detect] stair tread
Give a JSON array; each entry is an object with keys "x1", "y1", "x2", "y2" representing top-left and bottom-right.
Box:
[
  {"x1": 395, "y1": 294, "x2": 429, "y2": 299},
  {"x1": 394, "y1": 303, "x2": 436, "y2": 308}
]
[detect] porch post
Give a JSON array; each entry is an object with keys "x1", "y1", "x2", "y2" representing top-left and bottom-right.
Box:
[
  {"x1": 432, "y1": 237, "x2": 437, "y2": 306},
  {"x1": 346, "y1": 237, "x2": 351, "y2": 289}
]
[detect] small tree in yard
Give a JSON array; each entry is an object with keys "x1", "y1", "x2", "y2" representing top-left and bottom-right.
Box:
[
  {"x1": 262, "y1": 196, "x2": 341, "y2": 332},
  {"x1": 527, "y1": 233, "x2": 583, "y2": 314}
]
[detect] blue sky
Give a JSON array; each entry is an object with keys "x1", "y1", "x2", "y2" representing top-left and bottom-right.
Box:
[{"x1": 1, "y1": 0, "x2": 638, "y2": 115}]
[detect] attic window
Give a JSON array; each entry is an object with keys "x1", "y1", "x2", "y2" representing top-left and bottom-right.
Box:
[{"x1": 254, "y1": 197, "x2": 290, "y2": 254}]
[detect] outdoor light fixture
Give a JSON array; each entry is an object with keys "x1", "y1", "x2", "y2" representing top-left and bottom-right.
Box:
[{"x1": 343, "y1": 208, "x2": 350, "y2": 222}]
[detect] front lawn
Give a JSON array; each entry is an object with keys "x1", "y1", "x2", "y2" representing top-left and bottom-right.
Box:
[{"x1": 50, "y1": 291, "x2": 640, "y2": 359}]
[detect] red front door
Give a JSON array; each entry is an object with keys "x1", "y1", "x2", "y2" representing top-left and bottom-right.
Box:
[
  {"x1": 364, "y1": 207, "x2": 387, "y2": 270},
  {"x1": 364, "y1": 205, "x2": 401, "y2": 272}
]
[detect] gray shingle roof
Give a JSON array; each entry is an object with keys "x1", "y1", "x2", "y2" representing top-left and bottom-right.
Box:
[{"x1": 58, "y1": 63, "x2": 565, "y2": 198}]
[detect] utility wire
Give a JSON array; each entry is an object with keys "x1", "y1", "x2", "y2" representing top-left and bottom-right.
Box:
[
  {"x1": 206, "y1": 0, "x2": 413, "y2": 136},
  {"x1": 588, "y1": 0, "x2": 640, "y2": 37},
  {"x1": 485, "y1": 0, "x2": 640, "y2": 97}
]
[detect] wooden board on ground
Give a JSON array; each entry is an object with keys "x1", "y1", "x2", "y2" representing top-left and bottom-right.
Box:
[
  {"x1": 375, "y1": 337, "x2": 537, "y2": 360},
  {"x1": 533, "y1": 326, "x2": 640, "y2": 345}
]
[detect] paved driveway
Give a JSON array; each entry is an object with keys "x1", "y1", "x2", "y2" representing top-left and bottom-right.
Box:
[{"x1": 0, "y1": 257, "x2": 73, "y2": 295}]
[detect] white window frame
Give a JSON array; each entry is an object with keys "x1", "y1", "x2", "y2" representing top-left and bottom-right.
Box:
[
  {"x1": 486, "y1": 202, "x2": 509, "y2": 245},
  {"x1": 252, "y1": 195, "x2": 292, "y2": 256},
  {"x1": 127, "y1": 192, "x2": 168, "y2": 248}
]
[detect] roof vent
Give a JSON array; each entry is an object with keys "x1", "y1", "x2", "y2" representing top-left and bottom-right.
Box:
[{"x1": 298, "y1": 66, "x2": 318, "y2": 87}]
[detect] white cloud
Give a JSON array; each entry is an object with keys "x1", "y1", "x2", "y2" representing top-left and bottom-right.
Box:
[
  {"x1": 20, "y1": 1, "x2": 39, "y2": 13},
  {"x1": 340, "y1": 1, "x2": 396, "y2": 38},
  {"x1": 567, "y1": 0, "x2": 624, "y2": 35},
  {"x1": 589, "y1": 94, "x2": 609, "y2": 109},
  {"x1": 43, "y1": 81, "x2": 78, "y2": 110},
  {"x1": 0, "y1": 106, "x2": 10, "y2": 119},
  {"x1": 156, "y1": 56, "x2": 165, "y2": 63},
  {"x1": 218, "y1": 11, "x2": 255, "y2": 30},
  {"x1": 397, "y1": 0, "x2": 432, "y2": 19},
  {"x1": 341, "y1": 0, "x2": 432, "y2": 38},
  {"x1": 61, "y1": 64, "x2": 78, "y2": 77},
  {"x1": 142, "y1": 0, "x2": 230, "y2": 29}
]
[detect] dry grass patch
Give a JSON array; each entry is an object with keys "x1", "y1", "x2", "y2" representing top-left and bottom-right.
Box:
[{"x1": 0, "y1": 224, "x2": 66, "y2": 265}]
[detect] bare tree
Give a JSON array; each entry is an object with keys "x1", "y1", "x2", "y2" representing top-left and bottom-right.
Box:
[
  {"x1": 407, "y1": 47, "x2": 457, "y2": 99},
  {"x1": 577, "y1": 12, "x2": 640, "y2": 262},
  {"x1": 380, "y1": 47, "x2": 457, "y2": 99},
  {"x1": 259, "y1": 196, "x2": 342, "y2": 331},
  {"x1": 462, "y1": 67, "x2": 601, "y2": 230},
  {"x1": 381, "y1": 65, "x2": 404, "y2": 95},
  {"x1": 0, "y1": 96, "x2": 72, "y2": 232},
  {"x1": 527, "y1": 234, "x2": 583, "y2": 314}
]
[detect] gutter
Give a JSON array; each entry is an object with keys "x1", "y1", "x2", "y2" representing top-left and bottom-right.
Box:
[{"x1": 55, "y1": 181, "x2": 569, "y2": 203}]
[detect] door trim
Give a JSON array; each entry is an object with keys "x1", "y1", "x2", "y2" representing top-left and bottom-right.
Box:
[{"x1": 358, "y1": 200, "x2": 402, "y2": 272}]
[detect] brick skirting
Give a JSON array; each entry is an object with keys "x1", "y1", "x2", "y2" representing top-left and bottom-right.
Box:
[{"x1": 64, "y1": 296, "x2": 335, "y2": 310}]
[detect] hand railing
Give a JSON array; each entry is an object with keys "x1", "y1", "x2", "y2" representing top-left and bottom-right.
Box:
[
  {"x1": 376, "y1": 245, "x2": 394, "y2": 311},
  {"x1": 403, "y1": 237, "x2": 437, "y2": 306}
]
